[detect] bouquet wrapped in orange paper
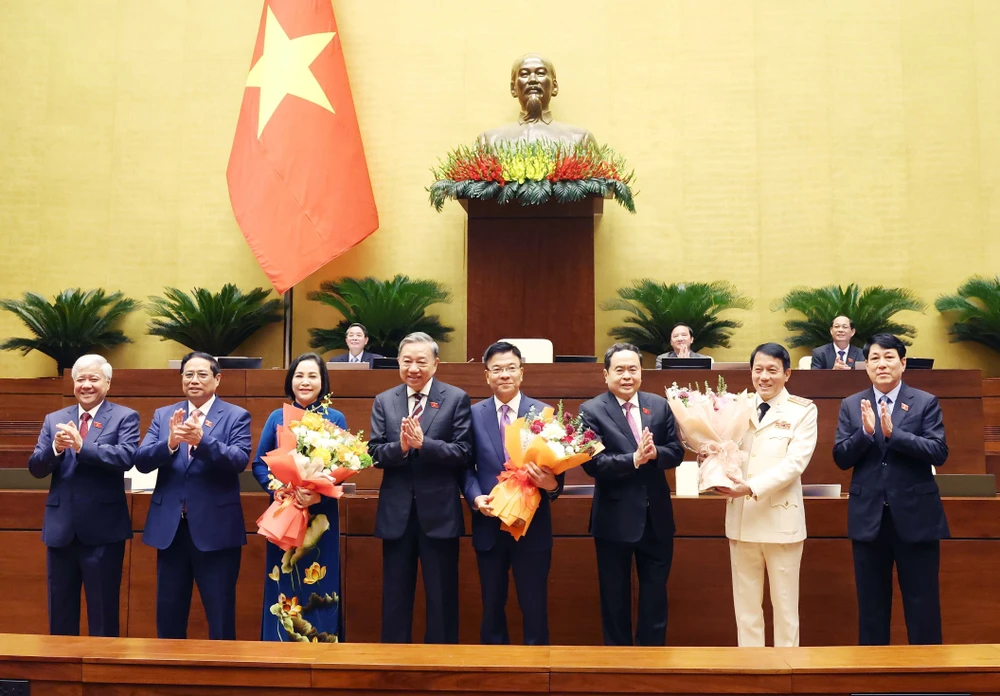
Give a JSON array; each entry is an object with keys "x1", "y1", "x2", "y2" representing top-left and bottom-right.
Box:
[
  {"x1": 488, "y1": 403, "x2": 604, "y2": 540},
  {"x1": 256, "y1": 403, "x2": 373, "y2": 551},
  {"x1": 665, "y1": 377, "x2": 754, "y2": 492}
]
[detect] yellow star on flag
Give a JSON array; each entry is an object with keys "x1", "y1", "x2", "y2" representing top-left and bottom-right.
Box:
[{"x1": 245, "y1": 5, "x2": 336, "y2": 139}]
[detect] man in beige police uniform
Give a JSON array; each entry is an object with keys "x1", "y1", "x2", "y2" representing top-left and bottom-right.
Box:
[{"x1": 714, "y1": 342, "x2": 817, "y2": 647}]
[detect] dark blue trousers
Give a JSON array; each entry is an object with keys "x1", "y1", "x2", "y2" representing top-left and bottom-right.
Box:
[
  {"x1": 156, "y1": 519, "x2": 241, "y2": 640},
  {"x1": 47, "y1": 538, "x2": 126, "y2": 636},
  {"x1": 853, "y1": 505, "x2": 942, "y2": 645},
  {"x1": 475, "y1": 534, "x2": 552, "y2": 645},
  {"x1": 380, "y1": 502, "x2": 459, "y2": 644}
]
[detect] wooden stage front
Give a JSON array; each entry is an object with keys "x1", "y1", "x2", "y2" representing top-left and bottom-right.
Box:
[{"x1": 3, "y1": 634, "x2": 1000, "y2": 695}]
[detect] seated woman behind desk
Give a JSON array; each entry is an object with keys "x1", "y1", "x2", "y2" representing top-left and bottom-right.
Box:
[
  {"x1": 252, "y1": 353, "x2": 347, "y2": 642},
  {"x1": 655, "y1": 322, "x2": 713, "y2": 369}
]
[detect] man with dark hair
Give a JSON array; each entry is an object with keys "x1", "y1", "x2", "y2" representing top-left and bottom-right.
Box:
[
  {"x1": 811, "y1": 315, "x2": 865, "y2": 370},
  {"x1": 28, "y1": 355, "x2": 138, "y2": 637},
  {"x1": 834, "y1": 333, "x2": 949, "y2": 645},
  {"x1": 580, "y1": 343, "x2": 684, "y2": 645},
  {"x1": 715, "y1": 342, "x2": 817, "y2": 647},
  {"x1": 329, "y1": 322, "x2": 383, "y2": 365},
  {"x1": 463, "y1": 341, "x2": 563, "y2": 645},
  {"x1": 135, "y1": 351, "x2": 252, "y2": 640},
  {"x1": 654, "y1": 323, "x2": 711, "y2": 368},
  {"x1": 369, "y1": 332, "x2": 473, "y2": 644}
]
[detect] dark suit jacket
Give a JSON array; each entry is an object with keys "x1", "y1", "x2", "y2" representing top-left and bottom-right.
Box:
[
  {"x1": 135, "y1": 398, "x2": 252, "y2": 552},
  {"x1": 580, "y1": 391, "x2": 684, "y2": 544},
  {"x1": 833, "y1": 382, "x2": 950, "y2": 543},
  {"x1": 462, "y1": 394, "x2": 564, "y2": 552},
  {"x1": 329, "y1": 350, "x2": 383, "y2": 366},
  {"x1": 28, "y1": 401, "x2": 138, "y2": 548},
  {"x1": 811, "y1": 343, "x2": 865, "y2": 370},
  {"x1": 369, "y1": 379, "x2": 473, "y2": 540}
]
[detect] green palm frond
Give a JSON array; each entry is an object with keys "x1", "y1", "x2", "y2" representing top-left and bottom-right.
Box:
[
  {"x1": 935, "y1": 275, "x2": 1000, "y2": 354},
  {"x1": 146, "y1": 284, "x2": 283, "y2": 356},
  {"x1": 0, "y1": 288, "x2": 141, "y2": 373},
  {"x1": 771, "y1": 284, "x2": 926, "y2": 348},
  {"x1": 599, "y1": 280, "x2": 753, "y2": 356},
  {"x1": 307, "y1": 275, "x2": 454, "y2": 357}
]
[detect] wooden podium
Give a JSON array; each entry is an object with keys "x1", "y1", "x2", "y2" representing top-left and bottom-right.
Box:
[{"x1": 462, "y1": 196, "x2": 603, "y2": 361}]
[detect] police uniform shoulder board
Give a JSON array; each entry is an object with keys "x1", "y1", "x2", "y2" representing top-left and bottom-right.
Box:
[{"x1": 787, "y1": 394, "x2": 813, "y2": 407}]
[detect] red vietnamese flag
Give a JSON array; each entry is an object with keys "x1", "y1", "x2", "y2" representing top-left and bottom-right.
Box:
[{"x1": 227, "y1": 0, "x2": 378, "y2": 293}]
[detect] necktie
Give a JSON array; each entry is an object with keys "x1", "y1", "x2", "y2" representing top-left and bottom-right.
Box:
[
  {"x1": 878, "y1": 395, "x2": 892, "y2": 414},
  {"x1": 499, "y1": 404, "x2": 512, "y2": 461},
  {"x1": 623, "y1": 402, "x2": 641, "y2": 444},
  {"x1": 79, "y1": 413, "x2": 91, "y2": 440},
  {"x1": 758, "y1": 402, "x2": 770, "y2": 422},
  {"x1": 351, "y1": 354, "x2": 360, "y2": 363},
  {"x1": 837, "y1": 350, "x2": 846, "y2": 363},
  {"x1": 410, "y1": 393, "x2": 425, "y2": 419}
]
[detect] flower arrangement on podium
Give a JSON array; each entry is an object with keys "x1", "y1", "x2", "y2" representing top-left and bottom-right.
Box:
[
  {"x1": 428, "y1": 141, "x2": 636, "y2": 212},
  {"x1": 256, "y1": 402, "x2": 373, "y2": 552},
  {"x1": 665, "y1": 377, "x2": 755, "y2": 492},
  {"x1": 488, "y1": 403, "x2": 604, "y2": 540}
]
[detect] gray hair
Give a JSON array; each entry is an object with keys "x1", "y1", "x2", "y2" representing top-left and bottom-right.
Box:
[
  {"x1": 398, "y1": 332, "x2": 439, "y2": 358},
  {"x1": 71, "y1": 354, "x2": 112, "y2": 381}
]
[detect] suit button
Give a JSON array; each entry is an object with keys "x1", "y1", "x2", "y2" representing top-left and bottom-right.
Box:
[{"x1": 882, "y1": 462, "x2": 887, "y2": 467}]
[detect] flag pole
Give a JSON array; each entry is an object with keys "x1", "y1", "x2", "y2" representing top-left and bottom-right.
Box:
[{"x1": 283, "y1": 287, "x2": 293, "y2": 369}]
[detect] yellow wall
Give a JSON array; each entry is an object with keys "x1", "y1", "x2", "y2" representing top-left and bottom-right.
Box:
[{"x1": 2, "y1": 0, "x2": 999, "y2": 377}]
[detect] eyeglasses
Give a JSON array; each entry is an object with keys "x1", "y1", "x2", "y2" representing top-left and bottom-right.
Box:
[
  {"x1": 488, "y1": 365, "x2": 521, "y2": 376},
  {"x1": 182, "y1": 371, "x2": 213, "y2": 381}
]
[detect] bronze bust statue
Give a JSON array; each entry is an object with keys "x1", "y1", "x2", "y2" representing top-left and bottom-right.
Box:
[{"x1": 478, "y1": 54, "x2": 597, "y2": 147}]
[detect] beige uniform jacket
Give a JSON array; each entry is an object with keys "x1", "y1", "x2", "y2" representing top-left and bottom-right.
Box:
[{"x1": 725, "y1": 388, "x2": 818, "y2": 544}]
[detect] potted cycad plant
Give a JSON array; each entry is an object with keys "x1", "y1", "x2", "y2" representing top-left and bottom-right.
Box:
[
  {"x1": 935, "y1": 275, "x2": 1000, "y2": 356},
  {"x1": 0, "y1": 288, "x2": 140, "y2": 375},
  {"x1": 307, "y1": 275, "x2": 454, "y2": 357},
  {"x1": 146, "y1": 284, "x2": 283, "y2": 368},
  {"x1": 600, "y1": 280, "x2": 753, "y2": 357},
  {"x1": 772, "y1": 283, "x2": 925, "y2": 347}
]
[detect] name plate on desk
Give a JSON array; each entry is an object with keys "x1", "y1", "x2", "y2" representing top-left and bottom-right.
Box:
[
  {"x1": 934, "y1": 474, "x2": 996, "y2": 497},
  {"x1": 803, "y1": 484, "x2": 842, "y2": 497}
]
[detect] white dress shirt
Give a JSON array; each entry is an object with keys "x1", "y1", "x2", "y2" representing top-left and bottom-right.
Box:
[{"x1": 494, "y1": 392, "x2": 522, "y2": 431}]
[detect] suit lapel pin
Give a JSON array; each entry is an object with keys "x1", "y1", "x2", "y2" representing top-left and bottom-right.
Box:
[
  {"x1": 94, "y1": 421, "x2": 103, "y2": 429},
  {"x1": 430, "y1": 402, "x2": 440, "y2": 409},
  {"x1": 900, "y1": 403, "x2": 909, "y2": 412},
  {"x1": 847, "y1": 358, "x2": 854, "y2": 364},
  {"x1": 642, "y1": 407, "x2": 651, "y2": 415},
  {"x1": 205, "y1": 420, "x2": 214, "y2": 427}
]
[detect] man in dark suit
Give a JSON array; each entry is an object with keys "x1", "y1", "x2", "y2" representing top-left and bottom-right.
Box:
[
  {"x1": 811, "y1": 315, "x2": 865, "y2": 369},
  {"x1": 28, "y1": 355, "x2": 138, "y2": 637},
  {"x1": 329, "y1": 322, "x2": 383, "y2": 366},
  {"x1": 135, "y1": 351, "x2": 252, "y2": 640},
  {"x1": 833, "y1": 333, "x2": 949, "y2": 645},
  {"x1": 462, "y1": 341, "x2": 564, "y2": 645},
  {"x1": 581, "y1": 343, "x2": 685, "y2": 646},
  {"x1": 369, "y1": 331, "x2": 473, "y2": 643}
]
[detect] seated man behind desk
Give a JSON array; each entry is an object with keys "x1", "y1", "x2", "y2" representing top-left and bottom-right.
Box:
[
  {"x1": 28, "y1": 354, "x2": 139, "y2": 637},
  {"x1": 329, "y1": 322, "x2": 383, "y2": 366},
  {"x1": 811, "y1": 315, "x2": 865, "y2": 370},
  {"x1": 655, "y1": 323, "x2": 711, "y2": 369}
]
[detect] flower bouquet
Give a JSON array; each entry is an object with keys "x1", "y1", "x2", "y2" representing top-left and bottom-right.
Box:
[
  {"x1": 256, "y1": 403, "x2": 373, "y2": 551},
  {"x1": 488, "y1": 403, "x2": 603, "y2": 540},
  {"x1": 428, "y1": 141, "x2": 636, "y2": 212},
  {"x1": 665, "y1": 377, "x2": 755, "y2": 492}
]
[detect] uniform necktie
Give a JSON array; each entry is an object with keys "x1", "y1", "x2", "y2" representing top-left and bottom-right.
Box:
[
  {"x1": 623, "y1": 402, "x2": 641, "y2": 444},
  {"x1": 757, "y1": 402, "x2": 770, "y2": 422},
  {"x1": 500, "y1": 404, "x2": 512, "y2": 461},
  {"x1": 79, "y1": 413, "x2": 91, "y2": 439},
  {"x1": 410, "y1": 393, "x2": 425, "y2": 419}
]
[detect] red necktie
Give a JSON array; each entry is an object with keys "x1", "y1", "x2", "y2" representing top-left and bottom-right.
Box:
[
  {"x1": 79, "y1": 413, "x2": 91, "y2": 440},
  {"x1": 410, "y1": 393, "x2": 425, "y2": 419},
  {"x1": 624, "y1": 402, "x2": 641, "y2": 444}
]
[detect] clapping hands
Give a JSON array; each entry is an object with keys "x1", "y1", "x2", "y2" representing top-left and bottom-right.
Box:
[
  {"x1": 632, "y1": 427, "x2": 657, "y2": 467},
  {"x1": 399, "y1": 416, "x2": 424, "y2": 452},
  {"x1": 53, "y1": 421, "x2": 83, "y2": 453},
  {"x1": 168, "y1": 408, "x2": 204, "y2": 450}
]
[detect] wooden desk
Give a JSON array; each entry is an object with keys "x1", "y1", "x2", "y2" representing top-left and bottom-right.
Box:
[{"x1": 2, "y1": 634, "x2": 1000, "y2": 696}]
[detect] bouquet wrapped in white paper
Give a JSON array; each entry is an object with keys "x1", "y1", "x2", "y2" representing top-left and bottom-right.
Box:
[{"x1": 666, "y1": 377, "x2": 755, "y2": 492}]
